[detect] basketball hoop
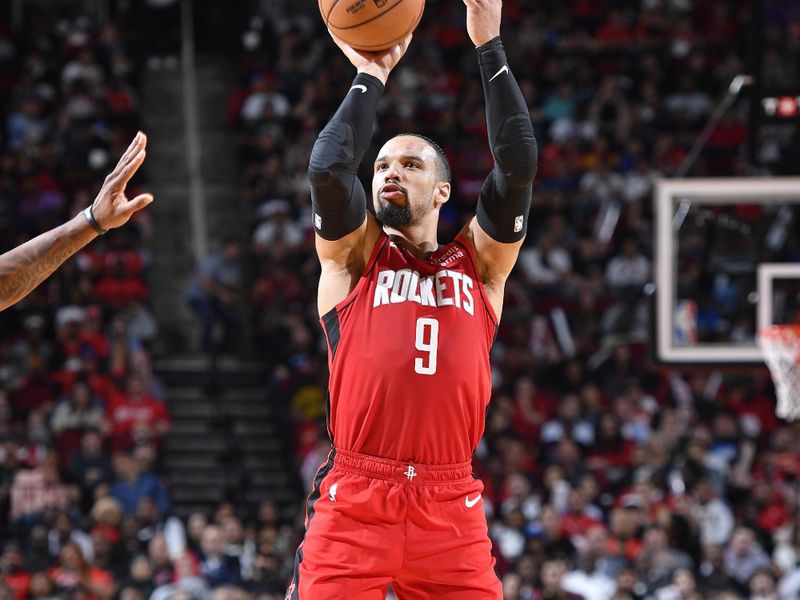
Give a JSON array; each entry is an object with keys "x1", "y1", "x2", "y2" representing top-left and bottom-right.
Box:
[{"x1": 758, "y1": 325, "x2": 800, "y2": 421}]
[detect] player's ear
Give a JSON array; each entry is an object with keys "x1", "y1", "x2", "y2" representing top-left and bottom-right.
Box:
[{"x1": 434, "y1": 181, "x2": 450, "y2": 208}]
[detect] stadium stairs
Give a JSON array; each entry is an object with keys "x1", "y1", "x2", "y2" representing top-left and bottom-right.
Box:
[
  {"x1": 142, "y1": 55, "x2": 248, "y2": 354},
  {"x1": 156, "y1": 356, "x2": 299, "y2": 519}
]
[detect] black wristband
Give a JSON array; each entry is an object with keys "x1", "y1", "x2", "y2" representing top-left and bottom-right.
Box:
[{"x1": 83, "y1": 205, "x2": 108, "y2": 235}]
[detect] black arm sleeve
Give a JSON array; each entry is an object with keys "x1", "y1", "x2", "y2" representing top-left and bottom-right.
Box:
[
  {"x1": 308, "y1": 72, "x2": 384, "y2": 241},
  {"x1": 476, "y1": 37, "x2": 538, "y2": 243}
]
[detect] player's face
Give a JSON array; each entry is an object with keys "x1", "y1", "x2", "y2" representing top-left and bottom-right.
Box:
[{"x1": 372, "y1": 136, "x2": 449, "y2": 227}]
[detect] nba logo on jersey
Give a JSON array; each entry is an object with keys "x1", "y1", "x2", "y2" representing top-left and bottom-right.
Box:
[{"x1": 514, "y1": 215, "x2": 524, "y2": 233}]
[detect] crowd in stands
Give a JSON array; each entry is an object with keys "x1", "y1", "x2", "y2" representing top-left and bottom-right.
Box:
[
  {"x1": 0, "y1": 16, "x2": 181, "y2": 600},
  {"x1": 2, "y1": 0, "x2": 800, "y2": 599}
]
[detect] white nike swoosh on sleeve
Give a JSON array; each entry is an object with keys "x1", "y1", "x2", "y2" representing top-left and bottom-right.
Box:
[
  {"x1": 489, "y1": 65, "x2": 509, "y2": 82},
  {"x1": 350, "y1": 84, "x2": 368, "y2": 93}
]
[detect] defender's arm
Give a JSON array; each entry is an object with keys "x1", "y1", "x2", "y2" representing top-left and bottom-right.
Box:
[{"x1": 0, "y1": 132, "x2": 152, "y2": 312}]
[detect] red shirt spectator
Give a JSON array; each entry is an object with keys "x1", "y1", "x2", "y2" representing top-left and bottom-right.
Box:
[
  {"x1": 93, "y1": 260, "x2": 148, "y2": 309},
  {"x1": 0, "y1": 543, "x2": 30, "y2": 600},
  {"x1": 107, "y1": 374, "x2": 170, "y2": 451},
  {"x1": 10, "y1": 461, "x2": 71, "y2": 521},
  {"x1": 48, "y1": 542, "x2": 114, "y2": 600}
]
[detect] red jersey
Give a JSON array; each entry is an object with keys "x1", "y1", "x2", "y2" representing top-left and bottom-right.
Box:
[{"x1": 320, "y1": 232, "x2": 497, "y2": 464}]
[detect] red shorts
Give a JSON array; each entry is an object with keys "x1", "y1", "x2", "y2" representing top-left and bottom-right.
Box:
[{"x1": 286, "y1": 448, "x2": 501, "y2": 599}]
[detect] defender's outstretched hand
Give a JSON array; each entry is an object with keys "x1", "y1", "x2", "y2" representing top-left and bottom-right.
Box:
[
  {"x1": 329, "y1": 31, "x2": 413, "y2": 85},
  {"x1": 0, "y1": 131, "x2": 154, "y2": 311},
  {"x1": 91, "y1": 131, "x2": 153, "y2": 230},
  {"x1": 464, "y1": 0, "x2": 502, "y2": 47}
]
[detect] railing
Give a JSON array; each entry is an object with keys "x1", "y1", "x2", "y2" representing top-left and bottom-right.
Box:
[{"x1": 181, "y1": 0, "x2": 209, "y2": 262}]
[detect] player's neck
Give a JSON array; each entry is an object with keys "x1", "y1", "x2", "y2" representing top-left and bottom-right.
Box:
[{"x1": 383, "y1": 223, "x2": 439, "y2": 260}]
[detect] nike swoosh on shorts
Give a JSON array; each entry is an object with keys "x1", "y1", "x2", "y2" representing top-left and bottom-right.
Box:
[
  {"x1": 465, "y1": 494, "x2": 481, "y2": 508},
  {"x1": 350, "y1": 84, "x2": 367, "y2": 93}
]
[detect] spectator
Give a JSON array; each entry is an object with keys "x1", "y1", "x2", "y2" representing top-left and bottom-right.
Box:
[
  {"x1": 110, "y1": 452, "x2": 170, "y2": 517},
  {"x1": 654, "y1": 567, "x2": 699, "y2": 600},
  {"x1": 519, "y1": 231, "x2": 573, "y2": 296},
  {"x1": 562, "y1": 542, "x2": 617, "y2": 600},
  {"x1": 186, "y1": 238, "x2": 243, "y2": 353},
  {"x1": 747, "y1": 569, "x2": 778, "y2": 600},
  {"x1": 106, "y1": 373, "x2": 170, "y2": 452},
  {"x1": 724, "y1": 528, "x2": 771, "y2": 587},
  {"x1": 9, "y1": 453, "x2": 71, "y2": 524},
  {"x1": 51, "y1": 378, "x2": 108, "y2": 462},
  {"x1": 691, "y1": 478, "x2": 735, "y2": 546},
  {"x1": 27, "y1": 572, "x2": 58, "y2": 600},
  {"x1": 605, "y1": 238, "x2": 650, "y2": 292},
  {"x1": 199, "y1": 524, "x2": 242, "y2": 589},
  {"x1": 0, "y1": 542, "x2": 30, "y2": 600},
  {"x1": 47, "y1": 542, "x2": 114, "y2": 600},
  {"x1": 67, "y1": 430, "x2": 113, "y2": 509},
  {"x1": 537, "y1": 558, "x2": 586, "y2": 599},
  {"x1": 540, "y1": 394, "x2": 594, "y2": 449}
]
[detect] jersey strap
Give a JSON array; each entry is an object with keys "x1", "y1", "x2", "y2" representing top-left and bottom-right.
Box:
[{"x1": 320, "y1": 231, "x2": 389, "y2": 359}]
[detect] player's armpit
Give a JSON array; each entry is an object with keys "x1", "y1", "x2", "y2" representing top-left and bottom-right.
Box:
[
  {"x1": 465, "y1": 215, "x2": 524, "y2": 293},
  {"x1": 314, "y1": 212, "x2": 381, "y2": 266},
  {"x1": 316, "y1": 215, "x2": 383, "y2": 315}
]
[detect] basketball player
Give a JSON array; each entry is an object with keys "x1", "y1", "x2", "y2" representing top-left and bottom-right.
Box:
[
  {"x1": 0, "y1": 132, "x2": 152, "y2": 312},
  {"x1": 288, "y1": 0, "x2": 536, "y2": 597}
]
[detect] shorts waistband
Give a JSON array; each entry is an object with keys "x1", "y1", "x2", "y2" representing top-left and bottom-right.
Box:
[{"x1": 331, "y1": 448, "x2": 473, "y2": 485}]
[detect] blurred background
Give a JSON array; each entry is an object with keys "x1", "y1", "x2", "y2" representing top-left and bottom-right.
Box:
[{"x1": 0, "y1": 0, "x2": 799, "y2": 599}]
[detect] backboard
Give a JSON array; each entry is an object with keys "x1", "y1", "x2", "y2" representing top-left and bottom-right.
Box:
[{"x1": 655, "y1": 177, "x2": 800, "y2": 364}]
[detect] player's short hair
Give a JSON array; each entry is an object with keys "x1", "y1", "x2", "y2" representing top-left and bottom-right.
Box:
[{"x1": 392, "y1": 133, "x2": 451, "y2": 183}]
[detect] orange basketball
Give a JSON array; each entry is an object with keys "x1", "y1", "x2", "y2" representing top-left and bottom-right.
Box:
[{"x1": 320, "y1": 0, "x2": 425, "y2": 52}]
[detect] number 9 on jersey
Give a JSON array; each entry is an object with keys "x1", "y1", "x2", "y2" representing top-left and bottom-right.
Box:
[{"x1": 414, "y1": 317, "x2": 439, "y2": 375}]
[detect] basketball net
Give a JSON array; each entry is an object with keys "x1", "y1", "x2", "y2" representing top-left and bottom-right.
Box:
[{"x1": 758, "y1": 325, "x2": 800, "y2": 421}]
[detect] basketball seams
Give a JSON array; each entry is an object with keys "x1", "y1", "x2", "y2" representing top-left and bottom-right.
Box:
[
  {"x1": 341, "y1": 0, "x2": 424, "y2": 50},
  {"x1": 320, "y1": 0, "x2": 424, "y2": 53},
  {"x1": 321, "y1": 0, "x2": 341, "y2": 27},
  {"x1": 329, "y1": 0, "x2": 407, "y2": 31}
]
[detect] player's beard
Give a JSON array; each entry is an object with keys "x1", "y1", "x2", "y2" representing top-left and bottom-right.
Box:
[{"x1": 375, "y1": 201, "x2": 413, "y2": 227}]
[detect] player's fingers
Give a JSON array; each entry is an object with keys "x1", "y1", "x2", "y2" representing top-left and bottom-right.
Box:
[
  {"x1": 397, "y1": 32, "x2": 413, "y2": 53},
  {"x1": 114, "y1": 149, "x2": 146, "y2": 187},
  {"x1": 114, "y1": 131, "x2": 146, "y2": 170},
  {"x1": 126, "y1": 193, "x2": 154, "y2": 214},
  {"x1": 106, "y1": 133, "x2": 145, "y2": 186},
  {"x1": 328, "y1": 29, "x2": 364, "y2": 58}
]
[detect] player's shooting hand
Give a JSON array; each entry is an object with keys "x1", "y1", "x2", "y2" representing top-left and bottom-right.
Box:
[
  {"x1": 329, "y1": 31, "x2": 412, "y2": 85},
  {"x1": 91, "y1": 132, "x2": 153, "y2": 230},
  {"x1": 464, "y1": 0, "x2": 502, "y2": 47}
]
